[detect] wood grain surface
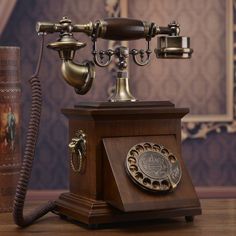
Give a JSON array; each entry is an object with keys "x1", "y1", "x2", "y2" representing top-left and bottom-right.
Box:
[
  {"x1": 58, "y1": 103, "x2": 196, "y2": 224},
  {"x1": 0, "y1": 198, "x2": 235, "y2": 236}
]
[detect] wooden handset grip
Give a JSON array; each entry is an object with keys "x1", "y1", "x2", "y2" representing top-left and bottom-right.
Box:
[
  {"x1": 36, "y1": 17, "x2": 156, "y2": 41},
  {"x1": 97, "y1": 18, "x2": 149, "y2": 41}
]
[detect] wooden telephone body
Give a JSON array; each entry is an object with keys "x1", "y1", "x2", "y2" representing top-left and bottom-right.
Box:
[{"x1": 55, "y1": 101, "x2": 201, "y2": 225}]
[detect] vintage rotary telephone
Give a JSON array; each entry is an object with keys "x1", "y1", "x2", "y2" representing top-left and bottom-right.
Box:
[{"x1": 13, "y1": 17, "x2": 201, "y2": 228}]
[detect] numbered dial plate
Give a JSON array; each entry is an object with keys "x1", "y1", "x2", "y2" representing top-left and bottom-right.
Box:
[{"x1": 125, "y1": 142, "x2": 182, "y2": 192}]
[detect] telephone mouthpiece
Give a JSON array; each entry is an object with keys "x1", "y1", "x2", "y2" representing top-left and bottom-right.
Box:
[{"x1": 155, "y1": 36, "x2": 193, "y2": 59}]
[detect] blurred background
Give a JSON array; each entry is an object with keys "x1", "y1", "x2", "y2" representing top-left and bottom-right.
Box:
[{"x1": 0, "y1": 0, "x2": 235, "y2": 192}]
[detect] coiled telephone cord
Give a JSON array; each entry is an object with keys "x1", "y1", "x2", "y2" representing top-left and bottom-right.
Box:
[{"x1": 13, "y1": 35, "x2": 56, "y2": 227}]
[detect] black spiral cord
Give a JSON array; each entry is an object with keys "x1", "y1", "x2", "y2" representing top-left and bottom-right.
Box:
[{"x1": 13, "y1": 35, "x2": 56, "y2": 227}]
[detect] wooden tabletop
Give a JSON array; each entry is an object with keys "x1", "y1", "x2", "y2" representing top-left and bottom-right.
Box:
[{"x1": 0, "y1": 199, "x2": 235, "y2": 236}]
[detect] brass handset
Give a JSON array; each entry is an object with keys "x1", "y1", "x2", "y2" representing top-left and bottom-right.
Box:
[{"x1": 36, "y1": 17, "x2": 193, "y2": 101}]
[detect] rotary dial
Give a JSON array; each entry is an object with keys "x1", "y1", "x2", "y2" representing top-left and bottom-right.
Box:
[{"x1": 125, "y1": 142, "x2": 182, "y2": 192}]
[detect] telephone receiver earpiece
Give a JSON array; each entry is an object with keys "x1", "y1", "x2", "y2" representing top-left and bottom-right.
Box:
[{"x1": 47, "y1": 30, "x2": 95, "y2": 95}]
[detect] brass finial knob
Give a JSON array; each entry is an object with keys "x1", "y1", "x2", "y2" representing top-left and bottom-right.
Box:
[
  {"x1": 60, "y1": 16, "x2": 72, "y2": 24},
  {"x1": 168, "y1": 21, "x2": 180, "y2": 36}
]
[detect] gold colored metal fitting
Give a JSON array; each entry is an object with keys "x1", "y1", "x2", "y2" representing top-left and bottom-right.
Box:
[
  {"x1": 48, "y1": 37, "x2": 86, "y2": 61},
  {"x1": 143, "y1": 21, "x2": 150, "y2": 36},
  {"x1": 109, "y1": 72, "x2": 136, "y2": 102},
  {"x1": 95, "y1": 20, "x2": 107, "y2": 37},
  {"x1": 73, "y1": 22, "x2": 93, "y2": 35},
  {"x1": 109, "y1": 46, "x2": 136, "y2": 102},
  {"x1": 69, "y1": 130, "x2": 87, "y2": 174}
]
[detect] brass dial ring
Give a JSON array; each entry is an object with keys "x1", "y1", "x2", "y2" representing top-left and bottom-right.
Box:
[{"x1": 125, "y1": 142, "x2": 182, "y2": 192}]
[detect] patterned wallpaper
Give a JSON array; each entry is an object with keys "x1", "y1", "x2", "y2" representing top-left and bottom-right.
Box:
[
  {"x1": 0, "y1": 0, "x2": 235, "y2": 189},
  {"x1": 128, "y1": 0, "x2": 227, "y2": 115}
]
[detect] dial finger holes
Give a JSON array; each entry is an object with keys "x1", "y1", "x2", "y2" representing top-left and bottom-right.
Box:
[
  {"x1": 168, "y1": 155, "x2": 176, "y2": 163},
  {"x1": 161, "y1": 148, "x2": 169, "y2": 155},
  {"x1": 152, "y1": 181, "x2": 161, "y2": 190},
  {"x1": 126, "y1": 142, "x2": 181, "y2": 192},
  {"x1": 129, "y1": 165, "x2": 138, "y2": 173},
  {"x1": 143, "y1": 178, "x2": 151, "y2": 186},
  {"x1": 161, "y1": 180, "x2": 170, "y2": 190},
  {"x1": 136, "y1": 145, "x2": 144, "y2": 152},
  {"x1": 130, "y1": 149, "x2": 138, "y2": 157},
  {"x1": 135, "y1": 172, "x2": 143, "y2": 180},
  {"x1": 153, "y1": 144, "x2": 161, "y2": 151},
  {"x1": 144, "y1": 143, "x2": 152, "y2": 150},
  {"x1": 128, "y1": 156, "x2": 136, "y2": 164}
]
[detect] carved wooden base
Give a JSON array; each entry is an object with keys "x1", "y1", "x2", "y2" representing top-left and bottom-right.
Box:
[
  {"x1": 59, "y1": 102, "x2": 201, "y2": 226},
  {"x1": 55, "y1": 192, "x2": 201, "y2": 226}
]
